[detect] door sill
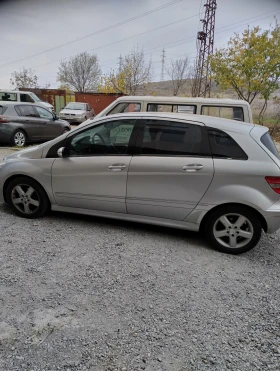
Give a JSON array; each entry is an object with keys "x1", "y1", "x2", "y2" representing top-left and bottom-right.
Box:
[{"x1": 51, "y1": 205, "x2": 200, "y2": 232}]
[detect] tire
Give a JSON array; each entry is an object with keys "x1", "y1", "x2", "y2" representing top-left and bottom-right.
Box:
[
  {"x1": 11, "y1": 130, "x2": 27, "y2": 147},
  {"x1": 6, "y1": 177, "x2": 50, "y2": 219},
  {"x1": 204, "y1": 205, "x2": 262, "y2": 254}
]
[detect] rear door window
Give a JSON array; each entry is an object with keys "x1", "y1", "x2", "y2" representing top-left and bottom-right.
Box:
[
  {"x1": 108, "y1": 102, "x2": 141, "y2": 115},
  {"x1": 140, "y1": 120, "x2": 210, "y2": 156},
  {"x1": 207, "y1": 128, "x2": 248, "y2": 160},
  {"x1": 261, "y1": 133, "x2": 279, "y2": 159},
  {"x1": 16, "y1": 105, "x2": 39, "y2": 118},
  {"x1": 202, "y1": 106, "x2": 244, "y2": 121}
]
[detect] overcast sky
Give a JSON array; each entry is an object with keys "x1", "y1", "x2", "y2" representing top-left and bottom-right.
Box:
[{"x1": 0, "y1": 0, "x2": 279, "y2": 89}]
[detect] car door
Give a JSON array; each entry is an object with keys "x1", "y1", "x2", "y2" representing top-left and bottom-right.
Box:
[
  {"x1": 51, "y1": 118, "x2": 138, "y2": 213},
  {"x1": 15, "y1": 105, "x2": 44, "y2": 141},
  {"x1": 34, "y1": 106, "x2": 61, "y2": 139},
  {"x1": 126, "y1": 118, "x2": 214, "y2": 221}
]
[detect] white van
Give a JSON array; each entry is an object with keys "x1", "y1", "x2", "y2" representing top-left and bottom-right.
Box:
[
  {"x1": 94, "y1": 96, "x2": 253, "y2": 123},
  {"x1": 0, "y1": 90, "x2": 54, "y2": 112}
]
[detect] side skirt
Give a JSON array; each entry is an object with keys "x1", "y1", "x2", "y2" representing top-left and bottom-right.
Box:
[{"x1": 51, "y1": 205, "x2": 200, "y2": 232}]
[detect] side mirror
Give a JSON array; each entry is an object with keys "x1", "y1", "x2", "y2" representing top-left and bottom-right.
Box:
[
  {"x1": 57, "y1": 147, "x2": 67, "y2": 158},
  {"x1": 53, "y1": 114, "x2": 58, "y2": 120}
]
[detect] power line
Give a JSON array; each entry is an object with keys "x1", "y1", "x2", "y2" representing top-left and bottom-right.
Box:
[
  {"x1": 0, "y1": 8, "x2": 279, "y2": 84},
  {"x1": 0, "y1": 0, "x2": 184, "y2": 69}
]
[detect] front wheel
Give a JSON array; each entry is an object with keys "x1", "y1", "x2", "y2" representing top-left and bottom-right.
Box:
[
  {"x1": 6, "y1": 177, "x2": 50, "y2": 218},
  {"x1": 12, "y1": 130, "x2": 27, "y2": 147},
  {"x1": 204, "y1": 206, "x2": 262, "y2": 254}
]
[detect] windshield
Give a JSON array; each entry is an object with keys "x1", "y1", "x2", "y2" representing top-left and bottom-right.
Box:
[
  {"x1": 65, "y1": 103, "x2": 86, "y2": 110},
  {"x1": 29, "y1": 92, "x2": 42, "y2": 102}
]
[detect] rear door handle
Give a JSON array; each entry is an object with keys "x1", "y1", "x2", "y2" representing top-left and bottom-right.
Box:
[
  {"x1": 108, "y1": 164, "x2": 126, "y2": 171},
  {"x1": 182, "y1": 164, "x2": 204, "y2": 172}
]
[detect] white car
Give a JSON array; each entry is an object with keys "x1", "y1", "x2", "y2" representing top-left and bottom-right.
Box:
[
  {"x1": 0, "y1": 90, "x2": 54, "y2": 112},
  {"x1": 59, "y1": 102, "x2": 95, "y2": 123}
]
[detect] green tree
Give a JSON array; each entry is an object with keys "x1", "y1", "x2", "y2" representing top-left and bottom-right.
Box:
[
  {"x1": 10, "y1": 67, "x2": 38, "y2": 89},
  {"x1": 210, "y1": 20, "x2": 280, "y2": 122}
]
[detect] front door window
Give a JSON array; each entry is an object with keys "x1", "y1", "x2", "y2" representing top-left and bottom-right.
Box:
[{"x1": 68, "y1": 119, "x2": 136, "y2": 156}]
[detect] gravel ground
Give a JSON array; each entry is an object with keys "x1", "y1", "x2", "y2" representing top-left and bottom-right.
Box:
[{"x1": 0, "y1": 202, "x2": 279, "y2": 371}]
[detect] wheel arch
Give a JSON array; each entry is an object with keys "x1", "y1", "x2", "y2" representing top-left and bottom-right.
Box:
[
  {"x1": 199, "y1": 203, "x2": 268, "y2": 233},
  {"x1": 3, "y1": 174, "x2": 50, "y2": 204}
]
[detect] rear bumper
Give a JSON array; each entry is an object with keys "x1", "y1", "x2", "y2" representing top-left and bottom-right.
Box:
[{"x1": 263, "y1": 200, "x2": 280, "y2": 233}]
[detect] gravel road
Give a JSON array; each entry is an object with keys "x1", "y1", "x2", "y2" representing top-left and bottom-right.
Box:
[{"x1": 0, "y1": 202, "x2": 279, "y2": 371}]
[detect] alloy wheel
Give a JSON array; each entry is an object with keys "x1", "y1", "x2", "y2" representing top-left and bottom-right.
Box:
[
  {"x1": 11, "y1": 184, "x2": 40, "y2": 214},
  {"x1": 14, "y1": 132, "x2": 26, "y2": 146},
  {"x1": 213, "y1": 213, "x2": 254, "y2": 249}
]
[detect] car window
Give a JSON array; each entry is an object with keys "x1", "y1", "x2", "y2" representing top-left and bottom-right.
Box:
[
  {"x1": 147, "y1": 104, "x2": 196, "y2": 114},
  {"x1": 140, "y1": 120, "x2": 209, "y2": 156},
  {"x1": 261, "y1": 132, "x2": 280, "y2": 159},
  {"x1": 0, "y1": 105, "x2": 7, "y2": 114},
  {"x1": 147, "y1": 104, "x2": 173, "y2": 112},
  {"x1": 20, "y1": 94, "x2": 34, "y2": 103},
  {"x1": 107, "y1": 102, "x2": 141, "y2": 115},
  {"x1": 207, "y1": 128, "x2": 248, "y2": 160},
  {"x1": 0, "y1": 92, "x2": 17, "y2": 101},
  {"x1": 35, "y1": 106, "x2": 54, "y2": 119},
  {"x1": 201, "y1": 106, "x2": 244, "y2": 121},
  {"x1": 68, "y1": 119, "x2": 136, "y2": 157},
  {"x1": 17, "y1": 105, "x2": 38, "y2": 118}
]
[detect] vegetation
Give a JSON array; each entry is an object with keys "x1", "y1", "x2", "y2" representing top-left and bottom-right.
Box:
[
  {"x1": 210, "y1": 20, "x2": 280, "y2": 123},
  {"x1": 98, "y1": 48, "x2": 152, "y2": 95},
  {"x1": 57, "y1": 52, "x2": 101, "y2": 93},
  {"x1": 166, "y1": 56, "x2": 191, "y2": 96},
  {"x1": 10, "y1": 67, "x2": 38, "y2": 89}
]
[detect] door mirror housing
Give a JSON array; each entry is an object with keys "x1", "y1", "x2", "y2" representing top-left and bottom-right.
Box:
[
  {"x1": 53, "y1": 113, "x2": 58, "y2": 120},
  {"x1": 57, "y1": 147, "x2": 67, "y2": 158}
]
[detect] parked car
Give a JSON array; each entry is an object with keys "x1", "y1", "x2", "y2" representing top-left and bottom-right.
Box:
[
  {"x1": 1, "y1": 112, "x2": 280, "y2": 254},
  {"x1": 0, "y1": 102, "x2": 71, "y2": 146},
  {"x1": 0, "y1": 90, "x2": 55, "y2": 112},
  {"x1": 90, "y1": 96, "x2": 252, "y2": 123},
  {"x1": 59, "y1": 102, "x2": 95, "y2": 123}
]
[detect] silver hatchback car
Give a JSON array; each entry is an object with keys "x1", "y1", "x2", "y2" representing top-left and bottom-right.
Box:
[{"x1": 1, "y1": 113, "x2": 280, "y2": 254}]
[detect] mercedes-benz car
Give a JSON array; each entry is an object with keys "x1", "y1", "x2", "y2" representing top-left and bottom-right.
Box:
[{"x1": 1, "y1": 112, "x2": 280, "y2": 254}]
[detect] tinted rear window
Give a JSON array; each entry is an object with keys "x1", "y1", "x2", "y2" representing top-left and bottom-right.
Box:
[
  {"x1": 207, "y1": 128, "x2": 248, "y2": 160},
  {"x1": 261, "y1": 133, "x2": 279, "y2": 159}
]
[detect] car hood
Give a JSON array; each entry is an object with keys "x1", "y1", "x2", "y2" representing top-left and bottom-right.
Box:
[
  {"x1": 4, "y1": 145, "x2": 44, "y2": 160},
  {"x1": 60, "y1": 109, "x2": 86, "y2": 115},
  {"x1": 41, "y1": 101, "x2": 53, "y2": 109}
]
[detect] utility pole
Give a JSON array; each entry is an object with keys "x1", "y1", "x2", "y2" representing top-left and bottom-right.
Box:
[
  {"x1": 192, "y1": 0, "x2": 217, "y2": 97},
  {"x1": 118, "y1": 55, "x2": 123, "y2": 73},
  {"x1": 161, "y1": 48, "x2": 166, "y2": 81}
]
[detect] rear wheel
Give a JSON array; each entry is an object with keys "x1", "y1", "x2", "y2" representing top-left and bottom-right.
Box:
[
  {"x1": 6, "y1": 177, "x2": 49, "y2": 218},
  {"x1": 11, "y1": 130, "x2": 27, "y2": 147},
  {"x1": 204, "y1": 206, "x2": 262, "y2": 254}
]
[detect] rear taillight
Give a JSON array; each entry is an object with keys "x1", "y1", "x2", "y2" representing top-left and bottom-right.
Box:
[
  {"x1": 0, "y1": 116, "x2": 8, "y2": 123},
  {"x1": 265, "y1": 177, "x2": 280, "y2": 194}
]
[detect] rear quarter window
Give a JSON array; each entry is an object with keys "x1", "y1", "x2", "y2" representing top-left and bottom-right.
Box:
[
  {"x1": 207, "y1": 128, "x2": 248, "y2": 160},
  {"x1": 261, "y1": 133, "x2": 280, "y2": 159}
]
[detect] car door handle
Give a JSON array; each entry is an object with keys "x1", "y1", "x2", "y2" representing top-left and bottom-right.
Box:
[
  {"x1": 182, "y1": 164, "x2": 204, "y2": 172},
  {"x1": 108, "y1": 164, "x2": 127, "y2": 171}
]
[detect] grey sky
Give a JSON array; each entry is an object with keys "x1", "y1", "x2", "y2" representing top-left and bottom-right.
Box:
[{"x1": 0, "y1": 0, "x2": 279, "y2": 88}]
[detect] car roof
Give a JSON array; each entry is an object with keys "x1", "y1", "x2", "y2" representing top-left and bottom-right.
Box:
[
  {"x1": 113, "y1": 95, "x2": 250, "y2": 106},
  {"x1": 0, "y1": 101, "x2": 38, "y2": 106},
  {"x1": 90, "y1": 112, "x2": 256, "y2": 135},
  {"x1": 0, "y1": 90, "x2": 32, "y2": 94}
]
